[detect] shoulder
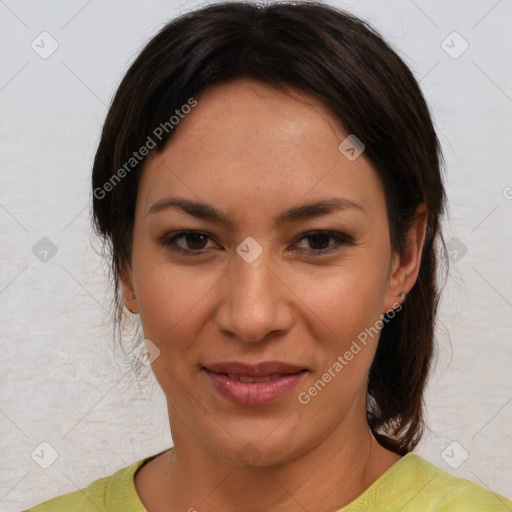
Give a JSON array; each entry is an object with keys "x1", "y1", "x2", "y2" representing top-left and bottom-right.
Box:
[
  {"x1": 388, "y1": 453, "x2": 512, "y2": 511},
  {"x1": 23, "y1": 455, "x2": 154, "y2": 512},
  {"x1": 341, "y1": 453, "x2": 512, "y2": 511},
  {"x1": 23, "y1": 473, "x2": 111, "y2": 512},
  {"x1": 404, "y1": 454, "x2": 512, "y2": 511}
]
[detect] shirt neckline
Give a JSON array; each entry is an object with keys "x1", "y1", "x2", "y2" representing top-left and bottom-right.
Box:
[
  {"x1": 336, "y1": 452, "x2": 418, "y2": 510},
  {"x1": 117, "y1": 449, "x2": 418, "y2": 511},
  {"x1": 107, "y1": 448, "x2": 171, "y2": 511}
]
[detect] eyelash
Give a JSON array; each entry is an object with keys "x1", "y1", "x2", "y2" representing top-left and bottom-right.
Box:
[{"x1": 159, "y1": 230, "x2": 354, "y2": 258}]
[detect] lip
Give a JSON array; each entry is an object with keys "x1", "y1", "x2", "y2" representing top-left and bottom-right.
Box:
[
  {"x1": 204, "y1": 361, "x2": 306, "y2": 377},
  {"x1": 203, "y1": 361, "x2": 308, "y2": 406}
]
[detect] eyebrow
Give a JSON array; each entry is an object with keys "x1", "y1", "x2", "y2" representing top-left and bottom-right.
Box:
[{"x1": 147, "y1": 196, "x2": 366, "y2": 225}]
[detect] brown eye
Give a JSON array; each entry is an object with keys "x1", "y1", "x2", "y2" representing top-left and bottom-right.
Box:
[
  {"x1": 304, "y1": 233, "x2": 332, "y2": 250},
  {"x1": 161, "y1": 231, "x2": 215, "y2": 254},
  {"x1": 293, "y1": 231, "x2": 354, "y2": 257},
  {"x1": 160, "y1": 230, "x2": 353, "y2": 257}
]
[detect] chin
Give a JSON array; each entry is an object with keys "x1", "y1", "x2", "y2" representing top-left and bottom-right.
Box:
[{"x1": 200, "y1": 423, "x2": 312, "y2": 470}]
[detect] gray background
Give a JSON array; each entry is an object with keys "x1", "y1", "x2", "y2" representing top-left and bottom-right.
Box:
[{"x1": 1, "y1": 0, "x2": 511, "y2": 510}]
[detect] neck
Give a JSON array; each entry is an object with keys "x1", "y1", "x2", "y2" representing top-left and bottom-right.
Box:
[{"x1": 136, "y1": 400, "x2": 401, "y2": 512}]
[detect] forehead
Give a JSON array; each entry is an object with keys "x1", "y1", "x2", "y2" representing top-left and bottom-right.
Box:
[
  {"x1": 138, "y1": 79, "x2": 385, "y2": 224},
  {"x1": 168, "y1": 79, "x2": 345, "y2": 160}
]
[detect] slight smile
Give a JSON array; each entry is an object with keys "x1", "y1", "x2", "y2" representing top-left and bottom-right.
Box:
[{"x1": 202, "y1": 361, "x2": 308, "y2": 406}]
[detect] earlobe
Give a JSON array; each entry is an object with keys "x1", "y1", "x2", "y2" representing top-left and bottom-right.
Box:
[
  {"x1": 119, "y1": 268, "x2": 139, "y2": 315},
  {"x1": 126, "y1": 293, "x2": 139, "y2": 315},
  {"x1": 384, "y1": 204, "x2": 428, "y2": 311},
  {"x1": 386, "y1": 256, "x2": 407, "y2": 311}
]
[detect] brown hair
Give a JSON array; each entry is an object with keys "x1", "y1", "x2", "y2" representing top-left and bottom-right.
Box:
[{"x1": 91, "y1": 0, "x2": 447, "y2": 456}]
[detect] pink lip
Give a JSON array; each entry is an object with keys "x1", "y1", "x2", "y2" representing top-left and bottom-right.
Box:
[{"x1": 203, "y1": 361, "x2": 308, "y2": 406}]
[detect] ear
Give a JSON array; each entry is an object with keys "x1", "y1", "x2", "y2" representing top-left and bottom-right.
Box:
[
  {"x1": 383, "y1": 204, "x2": 428, "y2": 312},
  {"x1": 119, "y1": 265, "x2": 139, "y2": 315}
]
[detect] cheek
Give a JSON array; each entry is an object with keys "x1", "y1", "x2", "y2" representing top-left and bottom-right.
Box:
[
  {"x1": 133, "y1": 260, "x2": 220, "y2": 394},
  {"x1": 298, "y1": 257, "x2": 390, "y2": 338},
  {"x1": 292, "y1": 269, "x2": 386, "y2": 413},
  {"x1": 135, "y1": 259, "x2": 218, "y2": 342},
  {"x1": 134, "y1": 237, "x2": 390, "y2": 346}
]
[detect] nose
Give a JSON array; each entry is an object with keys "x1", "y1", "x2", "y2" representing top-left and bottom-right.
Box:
[{"x1": 215, "y1": 252, "x2": 294, "y2": 344}]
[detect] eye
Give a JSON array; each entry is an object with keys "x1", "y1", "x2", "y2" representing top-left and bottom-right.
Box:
[
  {"x1": 159, "y1": 230, "x2": 354, "y2": 257},
  {"x1": 292, "y1": 231, "x2": 354, "y2": 256},
  {"x1": 161, "y1": 231, "x2": 216, "y2": 254}
]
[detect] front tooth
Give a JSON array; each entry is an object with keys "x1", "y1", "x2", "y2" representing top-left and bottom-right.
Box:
[
  {"x1": 253, "y1": 375, "x2": 271, "y2": 383},
  {"x1": 239, "y1": 375, "x2": 255, "y2": 383},
  {"x1": 228, "y1": 373, "x2": 241, "y2": 382}
]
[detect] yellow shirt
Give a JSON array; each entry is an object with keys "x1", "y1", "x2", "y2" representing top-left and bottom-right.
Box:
[{"x1": 24, "y1": 451, "x2": 512, "y2": 511}]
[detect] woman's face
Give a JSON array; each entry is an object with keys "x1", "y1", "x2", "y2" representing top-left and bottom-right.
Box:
[{"x1": 123, "y1": 79, "x2": 409, "y2": 466}]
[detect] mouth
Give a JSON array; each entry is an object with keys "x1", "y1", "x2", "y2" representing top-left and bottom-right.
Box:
[
  {"x1": 202, "y1": 361, "x2": 308, "y2": 406},
  {"x1": 220, "y1": 373, "x2": 288, "y2": 383}
]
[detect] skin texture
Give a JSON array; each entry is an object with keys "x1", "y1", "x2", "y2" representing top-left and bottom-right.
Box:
[{"x1": 121, "y1": 78, "x2": 427, "y2": 512}]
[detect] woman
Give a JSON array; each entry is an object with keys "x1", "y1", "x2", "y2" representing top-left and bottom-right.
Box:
[{"x1": 26, "y1": 1, "x2": 512, "y2": 510}]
